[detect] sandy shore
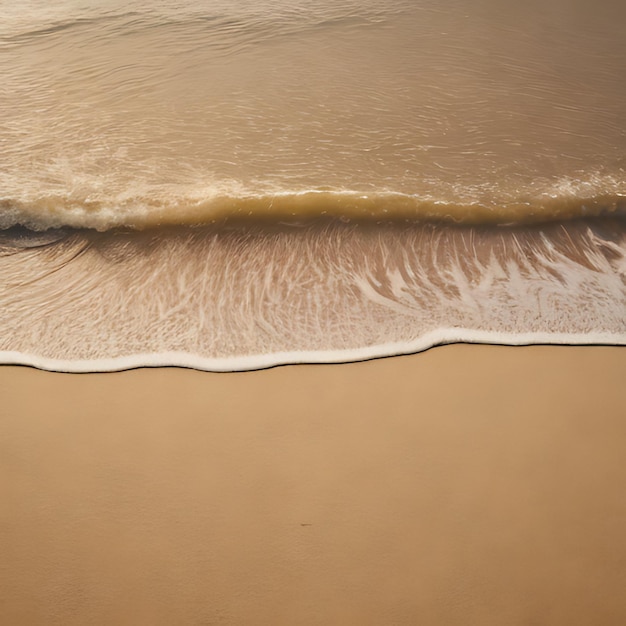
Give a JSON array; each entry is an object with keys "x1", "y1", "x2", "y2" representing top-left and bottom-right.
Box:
[{"x1": 1, "y1": 344, "x2": 626, "y2": 625}]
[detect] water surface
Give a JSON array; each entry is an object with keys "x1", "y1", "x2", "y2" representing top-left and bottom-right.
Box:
[{"x1": 1, "y1": 0, "x2": 624, "y2": 369}]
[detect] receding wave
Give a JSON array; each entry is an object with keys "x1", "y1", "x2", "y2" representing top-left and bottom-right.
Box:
[
  {"x1": 0, "y1": 217, "x2": 624, "y2": 371},
  {"x1": 1, "y1": 191, "x2": 625, "y2": 232}
]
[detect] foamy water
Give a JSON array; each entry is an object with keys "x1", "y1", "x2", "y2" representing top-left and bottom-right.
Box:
[{"x1": 0, "y1": 0, "x2": 624, "y2": 369}]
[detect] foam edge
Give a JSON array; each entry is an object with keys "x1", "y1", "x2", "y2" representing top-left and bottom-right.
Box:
[{"x1": 0, "y1": 329, "x2": 624, "y2": 373}]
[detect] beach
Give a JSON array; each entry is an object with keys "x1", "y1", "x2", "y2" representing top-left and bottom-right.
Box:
[
  {"x1": 1, "y1": 1, "x2": 625, "y2": 622},
  {"x1": 2, "y1": 344, "x2": 625, "y2": 625}
]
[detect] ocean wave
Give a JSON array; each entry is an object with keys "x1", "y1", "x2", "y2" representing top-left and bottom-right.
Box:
[
  {"x1": 0, "y1": 0, "x2": 407, "y2": 49},
  {"x1": 1, "y1": 217, "x2": 624, "y2": 370},
  {"x1": 0, "y1": 190, "x2": 624, "y2": 231}
]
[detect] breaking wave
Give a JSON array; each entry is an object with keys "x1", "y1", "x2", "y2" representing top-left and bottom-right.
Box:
[{"x1": 1, "y1": 190, "x2": 625, "y2": 232}]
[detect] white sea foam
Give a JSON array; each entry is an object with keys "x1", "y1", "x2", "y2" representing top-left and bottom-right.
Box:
[{"x1": 1, "y1": 330, "x2": 624, "y2": 373}]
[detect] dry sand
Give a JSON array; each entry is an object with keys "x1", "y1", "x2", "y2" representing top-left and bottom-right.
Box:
[{"x1": 1, "y1": 344, "x2": 626, "y2": 625}]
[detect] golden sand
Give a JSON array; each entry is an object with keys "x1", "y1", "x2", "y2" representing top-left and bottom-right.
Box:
[{"x1": 1, "y1": 345, "x2": 626, "y2": 625}]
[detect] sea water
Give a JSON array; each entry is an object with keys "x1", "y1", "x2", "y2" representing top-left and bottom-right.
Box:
[{"x1": 0, "y1": 0, "x2": 624, "y2": 370}]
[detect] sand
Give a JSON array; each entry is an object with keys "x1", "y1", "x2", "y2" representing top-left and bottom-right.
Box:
[{"x1": 1, "y1": 344, "x2": 626, "y2": 625}]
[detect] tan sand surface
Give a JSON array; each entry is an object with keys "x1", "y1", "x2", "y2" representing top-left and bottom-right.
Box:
[{"x1": 1, "y1": 344, "x2": 626, "y2": 625}]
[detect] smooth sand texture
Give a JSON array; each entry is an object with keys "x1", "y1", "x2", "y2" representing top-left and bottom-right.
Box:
[{"x1": 1, "y1": 344, "x2": 626, "y2": 625}]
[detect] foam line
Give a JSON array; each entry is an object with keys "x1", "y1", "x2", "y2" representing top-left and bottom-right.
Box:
[{"x1": 1, "y1": 329, "x2": 624, "y2": 373}]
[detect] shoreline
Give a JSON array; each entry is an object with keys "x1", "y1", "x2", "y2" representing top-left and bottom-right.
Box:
[{"x1": 1, "y1": 330, "x2": 626, "y2": 372}]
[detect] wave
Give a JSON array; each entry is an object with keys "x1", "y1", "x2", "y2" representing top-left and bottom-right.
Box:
[
  {"x1": 0, "y1": 1, "x2": 406, "y2": 50},
  {"x1": 0, "y1": 217, "x2": 624, "y2": 371},
  {"x1": 1, "y1": 190, "x2": 624, "y2": 232}
]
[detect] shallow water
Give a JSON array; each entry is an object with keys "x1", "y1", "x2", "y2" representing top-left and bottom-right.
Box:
[
  {"x1": 0, "y1": 0, "x2": 624, "y2": 368},
  {"x1": 2, "y1": 0, "x2": 625, "y2": 228},
  {"x1": 0, "y1": 218, "x2": 624, "y2": 370}
]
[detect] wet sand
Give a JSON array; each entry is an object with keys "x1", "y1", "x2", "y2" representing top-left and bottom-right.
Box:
[{"x1": 1, "y1": 344, "x2": 626, "y2": 625}]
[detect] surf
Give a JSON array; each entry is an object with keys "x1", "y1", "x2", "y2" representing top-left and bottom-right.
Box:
[
  {"x1": 0, "y1": 217, "x2": 624, "y2": 370},
  {"x1": 1, "y1": 0, "x2": 625, "y2": 370},
  {"x1": 1, "y1": 188, "x2": 624, "y2": 231}
]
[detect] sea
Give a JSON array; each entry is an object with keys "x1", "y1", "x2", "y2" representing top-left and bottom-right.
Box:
[{"x1": 0, "y1": 0, "x2": 624, "y2": 370}]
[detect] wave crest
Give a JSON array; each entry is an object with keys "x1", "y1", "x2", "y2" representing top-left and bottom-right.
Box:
[{"x1": 1, "y1": 190, "x2": 625, "y2": 231}]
